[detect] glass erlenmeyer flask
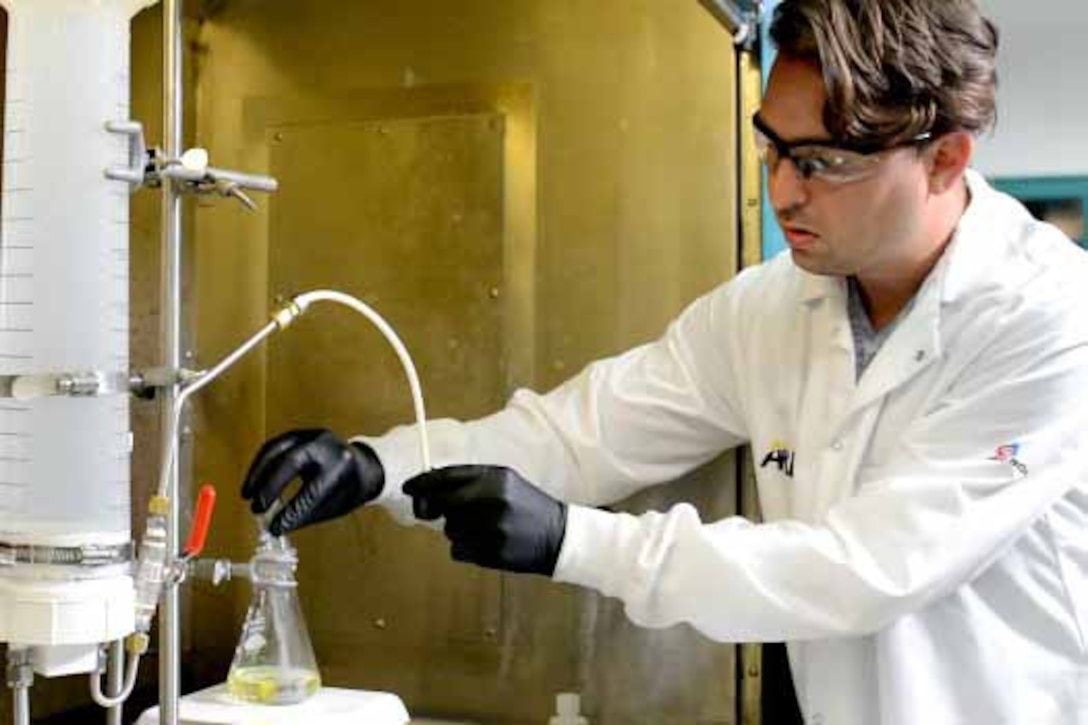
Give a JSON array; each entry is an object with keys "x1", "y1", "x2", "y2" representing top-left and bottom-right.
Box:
[{"x1": 227, "y1": 531, "x2": 321, "y2": 705}]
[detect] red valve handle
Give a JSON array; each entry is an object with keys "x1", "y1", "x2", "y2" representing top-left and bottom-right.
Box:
[{"x1": 184, "y1": 484, "x2": 217, "y2": 558}]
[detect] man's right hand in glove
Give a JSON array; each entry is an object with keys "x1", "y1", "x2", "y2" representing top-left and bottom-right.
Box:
[{"x1": 240, "y1": 428, "x2": 384, "y2": 536}]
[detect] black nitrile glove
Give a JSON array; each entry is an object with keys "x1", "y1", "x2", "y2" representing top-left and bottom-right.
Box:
[
  {"x1": 240, "y1": 429, "x2": 384, "y2": 536},
  {"x1": 403, "y1": 465, "x2": 567, "y2": 576}
]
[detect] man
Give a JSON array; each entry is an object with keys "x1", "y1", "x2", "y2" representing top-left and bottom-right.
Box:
[{"x1": 242, "y1": 1, "x2": 1088, "y2": 722}]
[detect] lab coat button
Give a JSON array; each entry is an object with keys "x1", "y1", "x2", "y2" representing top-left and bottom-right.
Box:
[{"x1": 831, "y1": 439, "x2": 844, "y2": 451}]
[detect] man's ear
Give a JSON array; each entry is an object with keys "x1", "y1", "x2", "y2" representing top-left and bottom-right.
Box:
[{"x1": 926, "y1": 131, "x2": 973, "y2": 195}]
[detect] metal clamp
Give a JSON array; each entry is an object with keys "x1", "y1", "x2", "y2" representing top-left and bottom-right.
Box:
[
  {"x1": 159, "y1": 153, "x2": 278, "y2": 212},
  {"x1": 0, "y1": 541, "x2": 133, "y2": 568},
  {"x1": 698, "y1": 0, "x2": 760, "y2": 51},
  {"x1": 0, "y1": 372, "x2": 132, "y2": 401},
  {"x1": 0, "y1": 368, "x2": 208, "y2": 401},
  {"x1": 104, "y1": 121, "x2": 154, "y2": 192},
  {"x1": 104, "y1": 120, "x2": 278, "y2": 211}
]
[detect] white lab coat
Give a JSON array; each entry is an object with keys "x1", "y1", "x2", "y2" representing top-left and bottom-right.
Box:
[{"x1": 365, "y1": 171, "x2": 1088, "y2": 724}]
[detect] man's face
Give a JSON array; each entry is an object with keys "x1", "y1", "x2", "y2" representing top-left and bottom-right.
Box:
[{"x1": 759, "y1": 55, "x2": 932, "y2": 279}]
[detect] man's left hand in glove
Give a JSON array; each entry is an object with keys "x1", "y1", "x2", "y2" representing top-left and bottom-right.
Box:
[{"x1": 403, "y1": 465, "x2": 567, "y2": 576}]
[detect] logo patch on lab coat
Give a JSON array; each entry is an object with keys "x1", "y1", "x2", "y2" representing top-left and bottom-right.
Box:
[
  {"x1": 760, "y1": 440, "x2": 796, "y2": 478},
  {"x1": 990, "y1": 443, "x2": 1029, "y2": 476}
]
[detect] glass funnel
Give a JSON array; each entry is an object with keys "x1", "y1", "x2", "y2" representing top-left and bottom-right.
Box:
[{"x1": 227, "y1": 531, "x2": 321, "y2": 705}]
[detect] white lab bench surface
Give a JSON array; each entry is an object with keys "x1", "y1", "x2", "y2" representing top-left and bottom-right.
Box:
[{"x1": 135, "y1": 685, "x2": 410, "y2": 724}]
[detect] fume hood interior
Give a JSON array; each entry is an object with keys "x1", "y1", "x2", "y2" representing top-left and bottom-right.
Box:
[{"x1": 0, "y1": 1, "x2": 754, "y2": 723}]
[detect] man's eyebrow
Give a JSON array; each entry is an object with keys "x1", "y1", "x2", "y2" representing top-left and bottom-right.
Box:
[{"x1": 753, "y1": 113, "x2": 837, "y2": 147}]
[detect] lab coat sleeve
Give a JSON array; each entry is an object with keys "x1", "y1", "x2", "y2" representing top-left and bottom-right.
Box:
[
  {"x1": 357, "y1": 283, "x2": 751, "y2": 524},
  {"x1": 554, "y1": 297, "x2": 1088, "y2": 642}
]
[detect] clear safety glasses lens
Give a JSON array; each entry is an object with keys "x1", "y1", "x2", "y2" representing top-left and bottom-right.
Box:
[{"x1": 754, "y1": 130, "x2": 883, "y2": 185}]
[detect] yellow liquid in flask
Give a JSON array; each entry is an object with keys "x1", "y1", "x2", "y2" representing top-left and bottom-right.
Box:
[{"x1": 227, "y1": 665, "x2": 321, "y2": 705}]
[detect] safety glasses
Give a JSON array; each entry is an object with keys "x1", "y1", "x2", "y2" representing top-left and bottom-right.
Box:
[{"x1": 752, "y1": 113, "x2": 933, "y2": 185}]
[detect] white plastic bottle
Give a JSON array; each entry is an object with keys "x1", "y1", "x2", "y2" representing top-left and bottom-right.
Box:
[{"x1": 549, "y1": 692, "x2": 589, "y2": 725}]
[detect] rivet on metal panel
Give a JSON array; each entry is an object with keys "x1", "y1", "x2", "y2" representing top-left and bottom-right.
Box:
[
  {"x1": 746, "y1": 665, "x2": 760, "y2": 678},
  {"x1": 489, "y1": 287, "x2": 501, "y2": 299},
  {"x1": 484, "y1": 627, "x2": 497, "y2": 639},
  {"x1": 373, "y1": 618, "x2": 387, "y2": 630},
  {"x1": 273, "y1": 132, "x2": 284, "y2": 143}
]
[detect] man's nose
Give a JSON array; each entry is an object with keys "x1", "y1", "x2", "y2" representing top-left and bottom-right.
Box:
[{"x1": 767, "y1": 157, "x2": 809, "y2": 214}]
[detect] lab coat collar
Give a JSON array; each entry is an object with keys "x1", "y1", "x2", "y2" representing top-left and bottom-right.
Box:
[
  {"x1": 800, "y1": 268, "x2": 837, "y2": 304},
  {"x1": 938, "y1": 169, "x2": 997, "y2": 305}
]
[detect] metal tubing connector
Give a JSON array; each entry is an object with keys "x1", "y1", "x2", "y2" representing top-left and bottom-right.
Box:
[
  {"x1": 6, "y1": 647, "x2": 32, "y2": 689},
  {"x1": 272, "y1": 299, "x2": 304, "y2": 330},
  {"x1": 56, "y1": 372, "x2": 103, "y2": 396},
  {"x1": 148, "y1": 496, "x2": 171, "y2": 517},
  {"x1": 129, "y1": 367, "x2": 204, "y2": 399},
  {"x1": 188, "y1": 558, "x2": 251, "y2": 586},
  {"x1": 125, "y1": 632, "x2": 150, "y2": 657}
]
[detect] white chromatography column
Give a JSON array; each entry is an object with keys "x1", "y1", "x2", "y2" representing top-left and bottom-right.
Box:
[{"x1": 0, "y1": 0, "x2": 157, "y2": 669}]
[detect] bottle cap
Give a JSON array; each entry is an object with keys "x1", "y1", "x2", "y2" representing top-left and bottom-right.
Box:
[{"x1": 557, "y1": 693, "x2": 580, "y2": 716}]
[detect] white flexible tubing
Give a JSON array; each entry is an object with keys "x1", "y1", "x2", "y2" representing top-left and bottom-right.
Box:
[
  {"x1": 156, "y1": 321, "x2": 280, "y2": 498},
  {"x1": 89, "y1": 652, "x2": 141, "y2": 708},
  {"x1": 114, "y1": 289, "x2": 431, "y2": 710},
  {"x1": 292, "y1": 289, "x2": 432, "y2": 471},
  {"x1": 156, "y1": 290, "x2": 433, "y2": 497},
  {"x1": 95, "y1": 323, "x2": 279, "y2": 709}
]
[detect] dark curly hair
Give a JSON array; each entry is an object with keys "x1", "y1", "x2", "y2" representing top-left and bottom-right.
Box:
[{"x1": 770, "y1": 0, "x2": 999, "y2": 150}]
